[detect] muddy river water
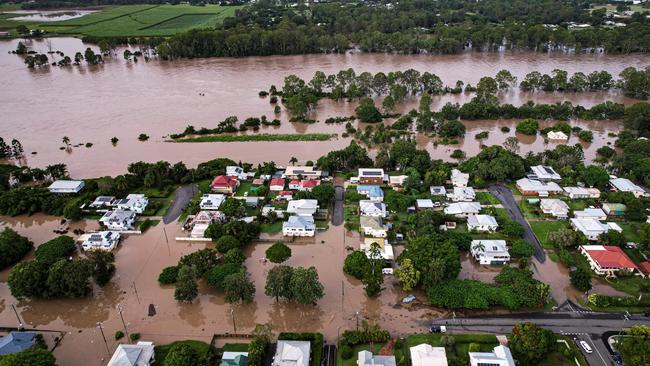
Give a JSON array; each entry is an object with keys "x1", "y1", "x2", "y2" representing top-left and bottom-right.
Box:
[{"x1": 0, "y1": 37, "x2": 648, "y2": 364}]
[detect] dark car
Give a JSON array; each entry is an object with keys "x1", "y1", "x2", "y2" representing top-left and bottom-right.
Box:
[
  {"x1": 612, "y1": 352, "x2": 623, "y2": 365},
  {"x1": 429, "y1": 326, "x2": 447, "y2": 333}
]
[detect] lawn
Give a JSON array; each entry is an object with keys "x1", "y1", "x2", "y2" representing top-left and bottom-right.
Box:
[
  {"x1": 599, "y1": 276, "x2": 649, "y2": 297},
  {"x1": 538, "y1": 337, "x2": 588, "y2": 366},
  {"x1": 617, "y1": 221, "x2": 643, "y2": 243},
  {"x1": 518, "y1": 199, "x2": 541, "y2": 219},
  {"x1": 344, "y1": 206, "x2": 360, "y2": 223},
  {"x1": 475, "y1": 191, "x2": 500, "y2": 205},
  {"x1": 154, "y1": 340, "x2": 216, "y2": 364},
  {"x1": 260, "y1": 221, "x2": 282, "y2": 234},
  {"x1": 529, "y1": 221, "x2": 569, "y2": 249},
  {"x1": 235, "y1": 182, "x2": 253, "y2": 197}
]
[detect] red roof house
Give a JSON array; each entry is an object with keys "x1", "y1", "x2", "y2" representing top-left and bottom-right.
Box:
[
  {"x1": 638, "y1": 260, "x2": 650, "y2": 278},
  {"x1": 300, "y1": 179, "x2": 321, "y2": 191},
  {"x1": 211, "y1": 175, "x2": 239, "y2": 194},
  {"x1": 579, "y1": 245, "x2": 638, "y2": 277},
  {"x1": 270, "y1": 178, "x2": 285, "y2": 192},
  {"x1": 288, "y1": 180, "x2": 301, "y2": 190}
]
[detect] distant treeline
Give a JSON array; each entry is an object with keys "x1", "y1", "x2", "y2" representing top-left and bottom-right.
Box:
[{"x1": 12, "y1": 0, "x2": 245, "y2": 9}]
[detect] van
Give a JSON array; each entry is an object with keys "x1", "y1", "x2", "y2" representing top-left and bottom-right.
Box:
[{"x1": 579, "y1": 341, "x2": 592, "y2": 354}]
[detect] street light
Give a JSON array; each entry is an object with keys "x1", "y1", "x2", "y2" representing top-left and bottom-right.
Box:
[
  {"x1": 97, "y1": 322, "x2": 110, "y2": 356},
  {"x1": 355, "y1": 311, "x2": 360, "y2": 331},
  {"x1": 116, "y1": 303, "x2": 130, "y2": 342},
  {"x1": 11, "y1": 304, "x2": 23, "y2": 330}
]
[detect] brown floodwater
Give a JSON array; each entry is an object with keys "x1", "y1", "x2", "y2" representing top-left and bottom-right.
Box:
[{"x1": 0, "y1": 37, "x2": 648, "y2": 178}]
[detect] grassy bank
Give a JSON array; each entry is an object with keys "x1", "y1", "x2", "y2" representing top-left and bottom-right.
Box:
[{"x1": 172, "y1": 133, "x2": 337, "y2": 143}]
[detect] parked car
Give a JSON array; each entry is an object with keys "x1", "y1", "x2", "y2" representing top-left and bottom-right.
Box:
[
  {"x1": 612, "y1": 352, "x2": 623, "y2": 365},
  {"x1": 579, "y1": 341, "x2": 592, "y2": 354},
  {"x1": 429, "y1": 325, "x2": 447, "y2": 333},
  {"x1": 402, "y1": 295, "x2": 416, "y2": 304},
  {"x1": 382, "y1": 268, "x2": 393, "y2": 275}
]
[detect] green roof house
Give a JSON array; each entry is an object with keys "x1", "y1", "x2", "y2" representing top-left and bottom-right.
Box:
[
  {"x1": 602, "y1": 203, "x2": 626, "y2": 217},
  {"x1": 220, "y1": 352, "x2": 248, "y2": 366}
]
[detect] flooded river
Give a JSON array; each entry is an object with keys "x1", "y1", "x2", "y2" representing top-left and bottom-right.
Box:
[{"x1": 0, "y1": 37, "x2": 648, "y2": 178}]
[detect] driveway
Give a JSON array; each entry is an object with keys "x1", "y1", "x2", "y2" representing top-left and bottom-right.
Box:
[
  {"x1": 163, "y1": 184, "x2": 198, "y2": 224},
  {"x1": 331, "y1": 186, "x2": 344, "y2": 226},
  {"x1": 488, "y1": 184, "x2": 546, "y2": 263}
]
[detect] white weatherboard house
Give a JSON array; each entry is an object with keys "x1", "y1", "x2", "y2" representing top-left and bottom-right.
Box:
[
  {"x1": 410, "y1": 344, "x2": 448, "y2": 366},
  {"x1": 360, "y1": 216, "x2": 387, "y2": 238},
  {"x1": 444, "y1": 202, "x2": 481, "y2": 217},
  {"x1": 470, "y1": 240, "x2": 510, "y2": 265},
  {"x1": 282, "y1": 216, "x2": 316, "y2": 237},
  {"x1": 547, "y1": 131, "x2": 569, "y2": 141},
  {"x1": 114, "y1": 194, "x2": 149, "y2": 214},
  {"x1": 570, "y1": 218, "x2": 622, "y2": 240},
  {"x1": 467, "y1": 215, "x2": 498, "y2": 232},
  {"x1": 287, "y1": 199, "x2": 319, "y2": 216},
  {"x1": 469, "y1": 345, "x2": 515, "y2": 366},
  {"x1": 450, "y1": 169, "x2": 469, "y2": 187},
  {"x1": 447, "y1": 187, "x2": 476, "y2": 202},
  {"x1": 283, "y1": 166, "x2": 322, "y2": 179},
  {"x1": 89, "y1": 195, "x2": 115, "y2": 209},
  {"x1": 200, "y1": 194, "x2": 226, "y2": 210},
  {"x1": 358, "y1": 351, "x2": 396, "y2": 366},
  {"x1": 563, "y1": 186, "x2": 600, "y2": 199},
  {"x1": 273, "y1": 340, "x2": 311, "y2": 366},
  {"x1": 99, "y1": 210, "x2": 136, "y2": 231},
  {"x1": 609, "y1": 177, "x2": 648, "y2": 198},
  {"x1": 530, "y1": 165, "x2": 562, "y2": 181},
  {"x1": 430, "y1": 186, "x2": 447, "y2": 196},
  {"x1": 516, "y1": 178, "x2": 563, "y2": 196},
  {"x1": 48, "y1": 180, "x2": 85, "y2": 194},
  {"x1": 573, "y1": 208, "x2": 607, "y2": 221},
  {"x1": 82, "y1": 231, "x2": 120, "y2": 251},
  {"x1": 226, "y1": 166, "x2": 248, "y2": 180},
  {"x1": 107, "y1": 341, "x2": 155, "y2": 366},
  {"x1": 416, "y1": 199, "x2": 434, "y2": 210},
  {"x1": 359, "y1": 200, "x2": 387, "y2": 217},
  {"x1": 361, "y1": 238, "x2": 394, "y2": 260},
  {"x1": 540, "y1": 198, "x2": 570, "y2": 219}
]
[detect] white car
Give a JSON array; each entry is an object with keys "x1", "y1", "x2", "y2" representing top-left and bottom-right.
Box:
[
  {"x1": 579, "y1": 341, "x2": 592, "y2": 354},
  {"x1": 382, "y1": 268, "x2": 393, "y2": 275}
]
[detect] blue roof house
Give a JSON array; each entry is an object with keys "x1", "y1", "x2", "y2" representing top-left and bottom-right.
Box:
[{"x1": 0, "y1": 332, "x2": 38, "y2": 356}]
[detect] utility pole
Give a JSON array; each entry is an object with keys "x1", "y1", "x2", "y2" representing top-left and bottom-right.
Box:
[
  {"x1": 163, "y1": 227, "x2": 170, "y2": 255},
  {"x1": 11, "y1": 304, "x2": 23, "y2": 330},
  {"x1": 355, "y1": 311, "x2": 360, "y2": 331},
  {"x1": 133, "y1": 281, "x2": 140, "y2": 304},
  {"x1": 231, "y1": 308, "x2": 237, "y2": 334},
  {"x1": 117, "y1": 304, "x2": 130, "y2": 342},
  {"x1": 97, "y1": 322, "x2": 110, "y2": 356}
]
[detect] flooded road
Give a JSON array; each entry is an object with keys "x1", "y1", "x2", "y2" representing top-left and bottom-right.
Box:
[{"x1": 0, "y1": 37, "x2": 648, "y2": 178}]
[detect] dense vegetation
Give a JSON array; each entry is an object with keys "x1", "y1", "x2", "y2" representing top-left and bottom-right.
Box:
[{"x1": 0, "y1": 228, "x2": 33, "y2": 270}]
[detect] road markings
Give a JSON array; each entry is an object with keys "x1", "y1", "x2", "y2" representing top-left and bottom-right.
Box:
[{"x1": 585, "y1": 338, "x2": 609, "y2": 366}]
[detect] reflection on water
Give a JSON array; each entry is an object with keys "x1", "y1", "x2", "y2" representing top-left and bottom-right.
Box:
[{"x1": 8, "y1": 10, "x2": 96, "y2": 22}]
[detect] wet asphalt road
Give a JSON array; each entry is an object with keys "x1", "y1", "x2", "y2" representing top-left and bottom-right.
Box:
[
  {"x1": 163, "y1": 184, "x2": 198, "y2": 224},
  {"x1": 331, "y1": 186, "x2": 344, "y2": 226}
]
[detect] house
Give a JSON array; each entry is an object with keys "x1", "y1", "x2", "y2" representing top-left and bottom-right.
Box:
[
  {"x1": 107, "y1": 341, "x2": 155, "y2": 366},
  {"x1": 283, "y1": 166, "x2": 322, "y2": 179},
  {"x1": 360, "y1": 216, "x2": 387, "y2": 238},
  {"x1": 211, "y1": 175, "x2": 240, "y2": 195},
  {"x1": 602, "y1": 203, "x2": 626, "y2": 218},
  {"x1": 287, "y1": 199, "x2": 319, "y2": 216},
  {"x1": 191, "y1": 210, "x2": 226, "y2": 225},
  {"x1": 277, "y1": 191, "x2": 294, "y2": 201},
  {"x1": 273, "y1": 340, "x2": 311, "y2": 366},
  {"x1": 289, "y1": 180, "x2": 301, "y2": 190},
  {"x1": 573, "y1": 208, "x2": 607, "y2": 221},
  {"x1": 200, "y1": 194, "x2": 226, "y2": 210},
  {"x1": 89, "y1": 196, "x2": 115, "y2": 209},
  {"x1": 430, "y1": 186, "x2": 447, "y2": 196},
  {"x1": 82, "y1": 231, "x2": 120, "y2": 251},
  {"x1": 409, "y1": 344, "x2": 447, "y2": 366},
  {"x1": 48, "y1": 180, "x2": 85, "y2": 194},
  {"x1": 220, "y1": 352, "x2": 248, "y2": 366},
  {"x1": 358, "y1": 168, "x2": 385, "y2": 185},
  {"x1": 389, "y1": 175, "x2": 408, "y2": 191},
  {"x1": 245, "y1": 197, "x2": 260, "y2": 208},
  {"x1": 0, "y1": 332, "x2": 38, "y2": 356},
  {"x1": 450, "y1": 169, "x2": 469, "y2": 187},
  {"x1": 252, "y1": 178, "x2": 265, "y2": 186},
  {"x1": 469, "y1": 345, "x2": 515, "y2": 366},
  {"x1": 579, "y1": 245, "x2": 638, "y2": 277},
  {"x1": 114, "y1": 194, "x2": 149, "y2": 214},
  {"x1": 547, "y1": 131, "x2": 569, "y2": 140},
  {"x1": 358, "y1": 350, "x2": 396, "y2": 366},
  {"x1": 444, "y1": 202, "x2": 481, "y2": 217},
  {"x1": 300, "y1": 179, "x2": 321, "y2": 191},
  {"x1": 262, "y1": 206, "x2": 285, "y2": 219},
  {"x1": 467, "y1": 215, "x2": 499, "y2": 232},
  {"x1": 226, "y1": 166, "x2": 248, "y2": 180},
  {"x1": 361, "y1": 237, "x2": 394, "y2": 260},
  {"x1": 638, "y1": 260, "x2": 650, "y2": 279},
  {"x1": 447, "y1": 187, "x2": 476, "y2": 202},
  {"x1": 416, "y1": 199, "x2": 434, "y2": 210},
  {"x1": 570, "y1": 218, "x2": 622, "y2": 240},
  {"x1": 540, "y1": 199, "x2": 570, "y2": 219},
  {"x1": 609, "y1": 177, "x2": 648, "y2": 198},
  {"x1": 359, "y1": 200, "x2": 387, "y2": 217},
  {"x1": 99, "y1": 210, "x2": 136, "y2": 231},
  {"x1": 515, "y1": 178, "x2": 563, "y2": 196},
  {"x1": 357, "y1": 185, "x2": 384, "y2": 202},
  {"x1": 470, "y1": 240, "x2": 510, "y2": 265},
  {"x1": 283, "y1": 216, "x2": 316, "y2": 237},
  {"x1": 270, "y1": 178, "x2": 286, "y2": 192},
  {"x1": 563, "y1": 187, "x2": 600, "y2": 199}
]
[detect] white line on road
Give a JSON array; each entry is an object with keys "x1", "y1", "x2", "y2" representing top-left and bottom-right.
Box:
[{"x1": 585, "y1": 337, "x2": 608, "y2": 366}]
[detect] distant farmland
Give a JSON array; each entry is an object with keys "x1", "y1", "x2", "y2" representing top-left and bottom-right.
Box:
[{"x1": 0, "y1": 4, "x2": 243, "y2": 37}]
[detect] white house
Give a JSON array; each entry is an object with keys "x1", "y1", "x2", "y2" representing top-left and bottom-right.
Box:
[
  {"x1": 361, "y1": 238, "x2": 394, "y2": 260},
  {"x1": 467, "y1": 215, "x2": 498, "y2": 232},
  {"x1": 199, "y1": 194, "x2": 226, "y2": 210},
  {"x1": 269, "y1": 178, "x2": 285, "y2": 192},
  {"x1": 273, "y1": 340, "x2": 311, "y2": 366},
  {"x1": 540, "y1": 199, "x2": 570, "y2": 219},
  {"x1": 530, "y1": 165, "x2": 562, "y2": 181},
  {"x1": 114, "y1": 194, "x2": 149, "y2": 214},
  {"x1": 516, "y1": 178, "x2": 563, "y2": 196},
  {"x1": 444, "y1": 202, "x2": 481, "y2": 217},
  {"x1": 358, "y1": 351, "x2": 396, "y2": 366},
  {"x1": 389, "y1": 175, "x2": 408, "y2": 191},
  {"x1": 573, "y1": 208, "x2": 607, "y2": 221},
  {"x1": 82, "y1": 231, "x2": 120, "y2": 251},
  {"x1": 48, "y1": 180, "x2": 85, "y2": 194},
  {"x1": 450, "y1": 169, "x2": 469, "y2": 187},
  {"x1": 410, "y1": 344, "x2": 447, "y2": 366},
  {"x1": 283, "y1": 166, "x2": 322, "y2": 179},
  {"x1": 360, "y1": 216, "x2": 387, "y2": 238},
  {"x1": 609, "y1": 177, "x2": 648, "y2": 198},
  {"x1": 99, "y1": 210, "x2": 136, "y2": 231},
  {"x1": 430, "y1": 186, "x2": 447, "y2": 196},
  {"x1": 282, "y1": 216, "x2": 316, "y2": 237},
  {"x1": 287, "y1": 199, "x2": 319, "y2": 216},
  {"x1": 107, "y1": 341, "x2": 155, "y2": 366},
  {"x1": 416, "y1": 199, "x2": 434, "y2": 210},
  {"x1": 471, "y1": 240, "x2": 510, "y2": 265},
  {"x1": 563, "y1": 186, "x2": 601, "y2": 199},
  {"x1": 226, "y1": 166, "x2": 248, "y2": 180},
  {"x1": 447, "y1": 187, "x2": 476, "y2": 202},
  {"x1": 547, "y1": 131, "x2": 569, "y2": 141},
  {"x1": 570, "y1": 218, "x2": 622, "y2": 240},
  {"x1": 469, "y1": 345, "x2": 515, "y2": 366},
  {"x1": 359, "y1": 200, "x2": 387, "y2": 217},
  {"x1": 89, "y1": 196, "x2": 115, "y2": 209},
  {"x1": 358, "y1": 168, "x2": 385, "y2": 185}
]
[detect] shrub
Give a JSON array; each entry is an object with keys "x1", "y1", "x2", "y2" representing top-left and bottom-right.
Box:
[
  {"x1": 265, "y1": 241, "x2": 292, "y2": 263},
  {"x1": 340, "y1": 345, "x2": 353, "y2": 360},
  {"x1": 343, "y1": 251, "x2": 369, "y2": 279},
  {"x1": 0, "y1": 228, "x2": 33, "y2": 270},
  {"x1": 578, "y1": 130, "x2": 593, "y2": 142},
  {"x1": 158, "y1": 266, "x2": 179, "y2": 284},
  {"x1": 215, "y1": 235, "x2": 241, "y2": 253},
  {"x1": 223, "y1": 248, "x2": 246, "y2": 265},
  {"x1": 129, "y1": 333, "x2": 141, "y2": 342},
  {"x1": 450, "y1": 149, "x2": 466, "y2": 159},
  {"x1": 511, "y1": 240, "x2": 534, "y2": 258},
  {"x1": 516, "y1": 118, "x2": 539, "y2": 135},
  {"x1": 501, "y1": 126, "x2": 511, "y2": 133},
  {"x1": 138, "y1": 133, "x2": 149, "y2": 141},
  {"x1": 115, "y1": 331, "x2": 124, "y2": 340},
  {"x1": 438, "y1": 120, "x2": 466, "y2": 138},
  {"x1": 205, "y1": 263, "x2": 242, "y2": 289},
  {"x1": 468, "y1": 343, "x2": 481, "y2": 352},
  {"x1": 34, "y1": 236, "x2": 75, "y2": 264}
]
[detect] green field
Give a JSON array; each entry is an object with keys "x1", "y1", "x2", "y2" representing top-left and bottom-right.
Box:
[
  {"x1": 0, "y1": 4, "x2": 243, "y2": 37},
  {"x1": 529, "y1": 221, "x2": 569, "y2": 249}
]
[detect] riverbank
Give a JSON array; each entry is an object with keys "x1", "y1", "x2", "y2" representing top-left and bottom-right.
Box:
[{"x1": 171, "y1": 133, "x2": 338, "y2": 143}]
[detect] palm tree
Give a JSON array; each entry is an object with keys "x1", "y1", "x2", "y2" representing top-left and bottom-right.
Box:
[
  {"x1": 289, "y1": 157, "x2": 298, "y2": 166},
  {"x1": 62, "y1": 136, "x2": 70, "y2": 147}
]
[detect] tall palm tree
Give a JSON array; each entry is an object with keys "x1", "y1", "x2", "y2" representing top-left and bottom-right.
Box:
[
  {"x1": 289, "y1": 157, "x2": 298, "y2": 166},
  {"x1": 62, "y1": 136, "x2": 70, "y2": 147}
]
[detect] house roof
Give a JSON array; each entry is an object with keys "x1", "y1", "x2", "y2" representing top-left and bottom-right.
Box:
[
  {"x1": 0, "y1": 332, "x2": 38, "y2": 356},
  {"x1": 469, "y1": 345, "x2": 515, "y2": 366},
  {"x1": 279, "y1": 190, "x2": 293, "y2": 196},
  {"x1": 358, "y1": 168, "x2": 385, "y2": 177},
  {"x1": 571, "y1": 218, "x2": 609, "y2": 232},
  {"x1": 450, "y1": 169, "x2": 469, "y2": 185},
  {"x1": 468, "y1": 214, "x2": 498, "y2": 226},
  {"x1": 211, "y1": 175, "x2": 239, "y2": 188},
  {"x1": 516, "y1": 178, "x2": 562, "y2": 192},
  {"x1": 409, "y1": 344, "x2": 447, "y2": 366},
  {"x1": 287, "y1": 199, "x2": 318, "y2": 212},
  {"x1": 444, "y1": 202, "x2": 481, "y2": 215},
  {"x1": 430, "y1": 186, "x2": 446, "y2": 195},
  {"x1": 273, "y1": 340, "x2": 311, "y2": 366},
  {"x1": 540, "y1": 198, "x2": 569, "y2": 213},
  {"x1": 638, "y1": 260, "x2": 650, "y2": 275},
  {"x1": 602, "y1": 203, "x2": 627, "y2": 212},
  {"x1": 360, "y1": 216, "x2": 384, "y2": 230},
  {"x1": 220, "y1": 354, "x2": 248, "y2": 366},
  {"x1": 289, "y1": 180, "x2": 301, "y2": 185},
  {"x1": 360, "y1": 200, "x2": 386, "y2": 213},
  {"x1": 531, "y1": 165, "x2": 562, "y2": 180},
  {"x1": 301, "y1": 180, "x2": 321, "y2": 188},
  {"x1": 48, "y1": 180, "x2": 84, "y2": 190},
  {"x1": 358, "y1": 351, "x2": 396, "y2": 366},
  {"x1": 107, "y1": 342, "x2": 155, "y2": 366},
  {"x1": 416, "y1": 199, "x2": 434, "y2": 208},
  {"x1": 610, "y1": 177, "x2": 645, "y2": 193},
  {"x1": 574, "y1": 208, "x2": 606, "y2": 218},
  {"x1": 283, "y1": 216, "x2": 316, "y2": 230},
  {"x1": 270, "y1": 178, "x2": 285, "y2": 186},
  {"x1": 580, "y1": 245, "x2": 638, "y2": 270},
  {"x1": 471, "y1": 240, "x2": 508, "y2": 255}
]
